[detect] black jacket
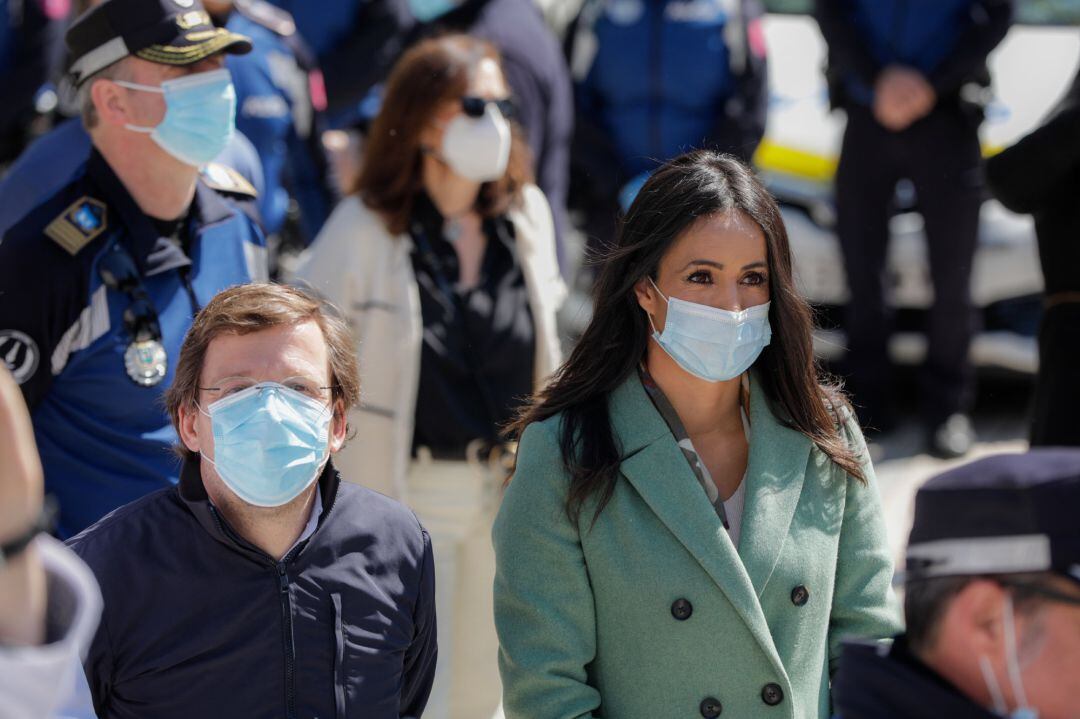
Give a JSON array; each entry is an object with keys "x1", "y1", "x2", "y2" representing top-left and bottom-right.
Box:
[
  {"x1": 987, "y1": 62, "x2": 1080, "y2": 296},
  {"x1": 833, "y1": 637, "x2": 998, "y2": 719},
  {"x1": 67, "y1": 459, "x2": 437, "y2": 719},
  {"x1": 814, "y1": 0, "x2": 1011, "y2": 111}
]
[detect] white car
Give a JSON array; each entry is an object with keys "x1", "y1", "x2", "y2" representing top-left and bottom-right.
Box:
[{"x1": 756, "y1": 0, "x2": 1080, "y2": 374}]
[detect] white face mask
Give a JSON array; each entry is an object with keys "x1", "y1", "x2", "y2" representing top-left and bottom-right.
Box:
[
  {"x1": 978, "y1": 594, "x2": 1040, "y2": 719},
  {"x1": 439, "y1": 103, "x2": 511, "y2": 183}
]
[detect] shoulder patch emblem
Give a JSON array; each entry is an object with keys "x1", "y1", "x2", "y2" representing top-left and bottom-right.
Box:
[
  {"x1": 45, "y1": 197, "x2": 108, "y2": 255},
  {"x1": 201, "y1": 163, "x2": 258, "y2": 199},
  {"x1": 0, "y1": 330, "x2": 40, "y2": 385}
]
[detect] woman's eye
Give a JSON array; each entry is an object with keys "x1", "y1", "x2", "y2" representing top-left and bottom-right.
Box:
[
  {"x1": 743, "y1": 272, "x2": 768, "y2": 286},
  {"x1": 687, "y1": 271, "x2": 712, "y2": 284}
]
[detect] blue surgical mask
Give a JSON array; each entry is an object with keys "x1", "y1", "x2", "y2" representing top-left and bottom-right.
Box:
[
  {"x1": 116, "y1": 69, "x2": 236, "y2": 167},
  {"x1": 408, "y1": 0, "x2": 458, "y2": 22},
  {"x1": 200, "y1": 383, "x2": 332, "y2": 507},
  {"x1": 648, "y1": 278, "x2": 771, "y2": 383}
]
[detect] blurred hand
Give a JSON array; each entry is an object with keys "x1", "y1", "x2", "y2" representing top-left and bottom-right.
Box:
[
  {"x1": 873, "y1": 65, "x2": 937, "y2": 132},
  {"x1": 0, "y1": 365, "x2": 41, "y2": 543},
  {"x1": 0, "y1": 365, "x2": 47, "y2": 646}
]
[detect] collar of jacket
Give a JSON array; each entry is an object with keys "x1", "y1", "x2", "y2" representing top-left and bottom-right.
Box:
[
  {"x1": 176, "y1": 456, "x2": 341, "y2": 562},
  {"x1": 835, "y1": 637, "x2": 999, "y2": 719},
  {"x1": 85, "y1": 149, "x2": 235, "y2": 278},
  {"x1": 607, "y1": 370, "x2": 812, "y2": 674}
]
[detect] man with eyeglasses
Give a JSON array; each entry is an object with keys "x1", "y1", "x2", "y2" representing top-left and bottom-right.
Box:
[
  {"x1": 0, "y1": 0, "x2": 269, "y2": 538},
  {"x1": 833, "y1": 449, "x2": 1080, "y2": 719},
  {"x1": 67, "y1": 283, "x2": 437, "y2": 718}
]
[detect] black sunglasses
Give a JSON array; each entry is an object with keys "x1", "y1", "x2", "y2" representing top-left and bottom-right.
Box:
[{"x1": 461, "y1": 96, "x2": 514, "y2": 119}]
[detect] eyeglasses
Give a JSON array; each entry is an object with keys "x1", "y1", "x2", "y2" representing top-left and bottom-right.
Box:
[
  {"x1": 98, "y1": 244, "x2": 162, "y2": 342},
  {"x1": 461, "y1": 96, "x2": 514, "y2": 119},
  {"x1": 198, "y1": 377, "x2": 337, "y2": 402}
]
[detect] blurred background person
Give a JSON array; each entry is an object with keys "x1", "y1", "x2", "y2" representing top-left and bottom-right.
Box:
[
  {"x1": 0, "y1": 0, "x2": 70, "y2": 168},
  {"x1": 294, "y1": 35, "x2": 565, "y2": 719},
  {"x1": 834, "y1": 449, "x2": 1080, "y2": 719},
  {"x1": 266, "y1": 0, "x2": 414, "y2": 128},
  {"x1": 495, "y1": 151, "x2": 899, "y2": 718},
  {"x1": 0, "y1": 0, "x2": 267, "y2": 537},
  {"x1": 986, "y1": 61, "x2": 1080, "y2": 449},
  {"x1": 565, "y1": 0, "x2": 768, "y2": 258},
  {"x1": 814, "y1": 0, "x2": 1011, "y2": 458},
  {"x1": 202, "y1": 0, "x2": 333, "y2": 256},
  {"x1": 0, "y1": 364, "x2": 101, "y2": 719},
  {"x1": 402, "y1": 0, "x2": 573, "y2": 271}
]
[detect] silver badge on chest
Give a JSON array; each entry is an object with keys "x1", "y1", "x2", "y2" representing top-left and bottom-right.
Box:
[{"x1": 124, "y1": 339, "x2": 168, "y2": 387}]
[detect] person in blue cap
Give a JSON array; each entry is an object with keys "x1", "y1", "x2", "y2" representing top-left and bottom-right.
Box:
[
  {"x1": 0, "y1": 0, "x2": 268, "y2": 538},
  {"x1": 202, "y1": 0, "x2": 332, "y2": 246},
  {"x1": 834, "y1": 448, "x2": 1080, "y2": 719}
]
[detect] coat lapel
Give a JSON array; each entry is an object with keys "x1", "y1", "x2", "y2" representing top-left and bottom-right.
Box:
[
  {"x1": 609, "y1": 376, "x2": 780, "y2": 661},
  {"x1": 737, "y1": 374, "x2": 812, "y2": 596}
]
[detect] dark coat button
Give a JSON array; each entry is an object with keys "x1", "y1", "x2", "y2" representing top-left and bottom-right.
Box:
[
  {"x1": 791, "y1": 585, "x2": 810, "y2": 607},
  {"x1": 761, "y1": 683, "x2": 784, "y2": 706},
  {"x1": 671, "y1": 598, "x2": 693, "y2": 621},
  {"x1": 699, "y1": 697, "x2": 723, "y2": 717}
]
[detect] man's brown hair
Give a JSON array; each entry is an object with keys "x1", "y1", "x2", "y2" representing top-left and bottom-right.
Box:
[
  {"x1": 165, "y1": 283, "x2": 361, "y2": 461},
  {"x1": 353, "y1": 34, "x2": 533, "y2": 235}
]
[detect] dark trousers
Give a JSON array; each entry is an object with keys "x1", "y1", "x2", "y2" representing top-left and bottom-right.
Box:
[
  {"x1": 1031, "y1": 303, "x2": 1080, "y2": 446},
  {"x1": 835, "y1": 104, "x2": 983, "y2": 428}
]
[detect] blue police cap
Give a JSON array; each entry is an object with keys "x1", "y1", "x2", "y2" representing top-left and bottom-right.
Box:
[
  {"x1": 906, "y1": 448, "x2": 1080, "y2": 587},
  {"x1": 66, "y1": 0, "x2": 252, "y2": 86}
]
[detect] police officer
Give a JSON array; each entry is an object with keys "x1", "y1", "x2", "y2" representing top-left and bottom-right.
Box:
[
  {"x1": 0, "y1": 0, "x2": 70, "y2": 165},
  {"x1": 833, "y1": 449, "x2": 1080, "y2": 718},
  {"x1": 0, "y1": 0, "x2": 267, "y2": 537},
  {"x1": 566, "y1": 0, "x2": 769, "y2": 254},
  {"x1": 814, "y1": 0, "x2": 1011, "y2": 457},
  {"x1": 203, "y1": 0, "x2": 332, "y2": 245}
]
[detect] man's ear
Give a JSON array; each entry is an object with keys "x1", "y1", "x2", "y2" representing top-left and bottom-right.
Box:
[
  {"x1": 955, "y1": 579, "x2": 1009, "y2": 655},
  {"x1": 177, "y1": 402, "x2": 202, "y2": 454},
  {"x1": 90, "y1": 78, "x2": 136, "y2": 128},
  {"x1": 328, "y1": 400, "x2": 348, "y2": 453}
]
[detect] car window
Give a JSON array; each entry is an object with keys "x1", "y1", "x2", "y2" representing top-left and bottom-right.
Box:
[{"x1": 761, "y1": 0, "x2": 1080, "y2": 25}]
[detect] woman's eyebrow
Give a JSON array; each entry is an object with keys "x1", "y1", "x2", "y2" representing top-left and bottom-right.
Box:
[{"x1": 677, "y1": 259, "x2": 767, "y2": 271}]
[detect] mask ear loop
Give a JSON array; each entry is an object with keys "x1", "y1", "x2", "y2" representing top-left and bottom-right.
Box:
[
  {"x1": 113, "y1": 79, "x2": 165, "y2": 134},
  {"x1": 979, "y1": 654, "x2": 1009, "y2": 715},
  {"x1": 1001, "y1": 593, "x2": 1033, "y2": 712},
  {"x1": 646, "y1": 276, "x2": 669, "y2": 335}
]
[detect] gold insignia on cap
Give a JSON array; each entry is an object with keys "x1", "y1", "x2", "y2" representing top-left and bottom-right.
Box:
[
  {"x1": 177, "y1": 10, "x2": 211, "y2": 30},
  {"x1": 45, "y1": 197, "x2": 108, "y2": 255}
]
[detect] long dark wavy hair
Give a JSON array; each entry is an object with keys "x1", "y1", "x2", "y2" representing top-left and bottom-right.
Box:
[{"x1": 507, "y1": 150, "x2": 865, "y2": 523}]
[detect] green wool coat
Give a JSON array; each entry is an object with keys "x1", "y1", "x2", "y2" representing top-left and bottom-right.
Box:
[{"x1": 492, "y1": 373, "x2": 902, "y2": 719}]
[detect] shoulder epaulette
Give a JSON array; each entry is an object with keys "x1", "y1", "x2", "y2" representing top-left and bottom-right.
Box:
[
  {"x1": 234, "y1": 0, "x2": 296, "y2": 37},
  {"x1": 44, "y1": 196, "x2": 108, "y2": 255},
  {"x1": 201, "y1": 163, "x2": 258, "y2": 199}
]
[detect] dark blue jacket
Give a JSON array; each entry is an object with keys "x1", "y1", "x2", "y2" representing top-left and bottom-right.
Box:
[
  {"x1": 224, "y1": 0, "x2": 331, "y2": 241},
  {"x1": 0, "y1": 149, "x2": 267, "y2": 537},
  {"x1": 567, "y1": 0, "x2": 767, "y2": 207},
  {"x1": 67, "y1": 459, "x2": 437, "y2": 719},
  {"x1": 0, "y1": 0, "x2": 69, "y2": 162},
  {"x1": 834, "y1": 637, "x2": 997, "y2": 718},
  {"x1": 815, "y1": 0, "x2": 1012, "y2": 108}
]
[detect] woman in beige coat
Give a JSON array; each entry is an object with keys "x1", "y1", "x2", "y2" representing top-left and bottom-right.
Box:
[{"x1": 294, "y1": 35, "x2": 565, "y2": 719}]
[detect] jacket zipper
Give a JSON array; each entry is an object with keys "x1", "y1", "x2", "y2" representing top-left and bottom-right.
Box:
[
  {"x1": 207, "y1": 504, "x2": 305, "y2": 719},
  {"x1": 279, "y1": 560, "x2": 297, "y2": 719}
]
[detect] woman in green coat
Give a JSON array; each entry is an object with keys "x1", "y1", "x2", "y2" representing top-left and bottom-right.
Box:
[{"x1": 493, "y1": 151, "x2": 902, "y2": 719}]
